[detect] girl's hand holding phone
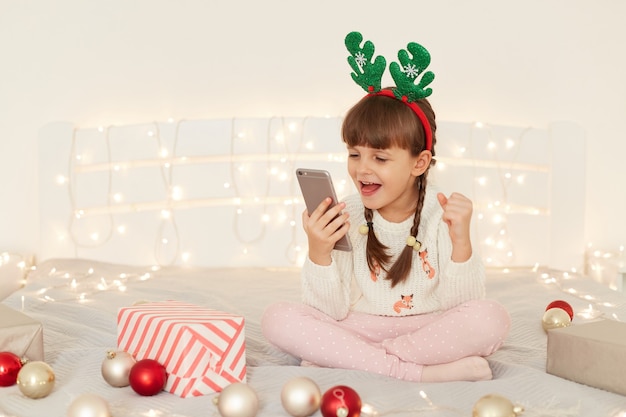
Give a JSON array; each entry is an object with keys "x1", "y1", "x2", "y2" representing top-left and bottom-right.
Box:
[{"x1": 302, "y1": 198, "x2": 350, "y2": 266}]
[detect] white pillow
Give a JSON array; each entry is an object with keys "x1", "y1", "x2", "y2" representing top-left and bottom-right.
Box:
[{"x1": 0, "y1": 253, "x2": 34, "y2": 300}]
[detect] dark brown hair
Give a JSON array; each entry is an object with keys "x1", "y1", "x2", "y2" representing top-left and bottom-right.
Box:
[{"x1": 341, "y1": 90, "x2": 437, "y2": 287}]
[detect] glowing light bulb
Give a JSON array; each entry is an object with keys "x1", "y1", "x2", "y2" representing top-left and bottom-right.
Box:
[{"x1": 171, "y1": 186, "x2": 183, "y2": 201}]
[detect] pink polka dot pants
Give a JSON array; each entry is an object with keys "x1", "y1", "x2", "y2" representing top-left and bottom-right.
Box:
[{"x1": 261, "y1": 300, "x2": 510, "y2": 382}]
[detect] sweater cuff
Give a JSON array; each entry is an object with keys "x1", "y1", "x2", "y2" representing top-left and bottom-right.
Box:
[
  {"x1": 304, "y1": 255, "x2": 337, "y2": 280},
  {"x1": 445, "y1": 253, "x2": 484, "y2": 280}
]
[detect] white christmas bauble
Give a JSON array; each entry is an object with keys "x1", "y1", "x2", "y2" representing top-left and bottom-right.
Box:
[
  {"x1": 101, "y1": 350, "x2": 136, "y2": 387},
  {"x1": 217, "y1": 382, "x2": 259, "y2": 417},
  {"x1": 67, "y1": 393, "x2": 112, "y2": 417},
  {"x1": 281, "y1": 377, "x2": 321, "y2": 417}
]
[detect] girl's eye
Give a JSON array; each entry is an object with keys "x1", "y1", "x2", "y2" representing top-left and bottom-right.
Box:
[
  {"x1": 348, "y1": 153, "x2": 359, "y2": 158},
  {"x1": 375, "y1": 157, "x2": 387, "y2": 162}
]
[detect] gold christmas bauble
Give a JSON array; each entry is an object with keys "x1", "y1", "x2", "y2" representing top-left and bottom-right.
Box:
[
  {"x1": 542, "y1": 307, "x2": 572, "y2": 331},
  {"x1": 473, "y1": 393, "x2": 524, "y2": 417},
  {"x1": 16, "y1": 361, "x2": 56, "y2": 399}
]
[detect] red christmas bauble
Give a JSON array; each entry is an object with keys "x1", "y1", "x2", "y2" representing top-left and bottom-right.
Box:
[
  {"x1": 0, "y1": 352, "x2": 23, "y2": 387},
  {"x1": 546, "y1": 300, "x2": 574, "y2": 320},
  {"x1": 320, "y1": 385, "x2": 361, "y2": 417},
  {"x1": 129, "y1": 358, "x2": 167, "y2": 396}
]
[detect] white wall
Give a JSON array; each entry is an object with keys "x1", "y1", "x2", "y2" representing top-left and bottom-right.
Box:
[{"x1": 1, "y1": 0, "x2": 625, "y2": 260}]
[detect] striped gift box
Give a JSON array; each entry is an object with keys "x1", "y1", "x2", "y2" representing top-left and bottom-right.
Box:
[{"x1": 117, "y1": 301, "x2": 246, "y2": 398}]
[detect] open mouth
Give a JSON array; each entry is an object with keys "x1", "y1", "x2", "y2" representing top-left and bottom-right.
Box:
[{"x1": 360, "y1": 181, "x2": 381, "y2": 196}]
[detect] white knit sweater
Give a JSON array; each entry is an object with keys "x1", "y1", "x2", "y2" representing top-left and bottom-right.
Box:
[{"x1": 301, "y1": 185, "x2": 486, "y2": 320}]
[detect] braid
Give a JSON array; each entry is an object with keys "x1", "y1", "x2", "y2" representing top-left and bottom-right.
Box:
[
  {"x1": 364, "y1": 208, "x2": 391, "y2": 274},
  {"x1": 387, "y1": 176, "x2": 427, "y2": 287}
]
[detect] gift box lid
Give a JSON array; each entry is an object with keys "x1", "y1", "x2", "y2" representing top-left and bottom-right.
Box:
[
  {"x1": 549, "y1": 319, "x2": 626, "y2": 344},
  {"x1": 0, "y1": 303, "x2": 45, "y2": 361},
  {"x1": 0, "y1": 303, "x2": 39, "y2": 327}
]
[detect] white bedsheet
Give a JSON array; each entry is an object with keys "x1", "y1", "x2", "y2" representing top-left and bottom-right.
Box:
[{"x1": 1, "y1": 259, "x2": 625, "y2": 416}]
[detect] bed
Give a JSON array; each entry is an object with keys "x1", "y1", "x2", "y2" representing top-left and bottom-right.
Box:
[{"x1": 1, "y1": 117, "x2": 625, "y2": 416}]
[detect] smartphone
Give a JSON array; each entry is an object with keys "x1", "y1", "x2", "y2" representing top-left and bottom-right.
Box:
[{"x1": 296, "y1": 168, "x2": 352, "y2": 251}]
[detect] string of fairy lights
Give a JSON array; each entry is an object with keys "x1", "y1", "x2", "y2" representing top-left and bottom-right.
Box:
[
  {"x1": 13, "y1": 116, "x2": 618, "y2": 306},
  {"x1": 54, "y1": 117, "x2": 555, "y2": 269},
  {"x1": 59, "y1": 117, "x2": 351, "y2": 267}
]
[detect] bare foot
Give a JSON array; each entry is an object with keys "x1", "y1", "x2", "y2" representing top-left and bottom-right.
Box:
[{"x1": 420, "y1": 356, "x2": 492, "y2": 382}]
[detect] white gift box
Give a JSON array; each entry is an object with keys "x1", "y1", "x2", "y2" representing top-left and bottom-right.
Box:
[{"x1": 546, "y1": 319, "x2": 626, "y2": 396}]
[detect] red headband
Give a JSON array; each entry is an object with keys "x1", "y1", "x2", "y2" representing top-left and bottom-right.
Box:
[{"x1": 372, "y1": 90, "x2": 433, "y2": 152}]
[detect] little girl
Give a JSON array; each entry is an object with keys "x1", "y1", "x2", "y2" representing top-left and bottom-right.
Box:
[{"x1": 261, "y1": 33, "x2": 510, "y2": 382}]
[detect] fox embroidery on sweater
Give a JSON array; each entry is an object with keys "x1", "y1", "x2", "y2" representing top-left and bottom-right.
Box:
[
  {"x1": 370, "y1": 259, "x2": 381, "y2": 282},
  {"x1": 393, "y1": 294, "x2": 414, "y2": 313},
  {"x1": 419, "y1": 249, "x2": 435, "y2": 279}
]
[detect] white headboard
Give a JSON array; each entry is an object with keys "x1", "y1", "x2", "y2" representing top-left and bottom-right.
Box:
[{"x1": 38, "y1": 117, "x2": 585, "y2": 271}]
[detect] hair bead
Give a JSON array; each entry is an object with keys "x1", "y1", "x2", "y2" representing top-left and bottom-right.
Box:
[
  {"x1": 359, "y1": 222, "x2": 373, "y2": 235},
  {"x1": 406, "y1": 236, "x2": 421, "y2": 252}
]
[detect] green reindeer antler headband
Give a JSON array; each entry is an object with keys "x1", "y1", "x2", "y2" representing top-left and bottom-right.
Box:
[{"x1": 345, "y1": 31, "x2": 435, "y2": 151}]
